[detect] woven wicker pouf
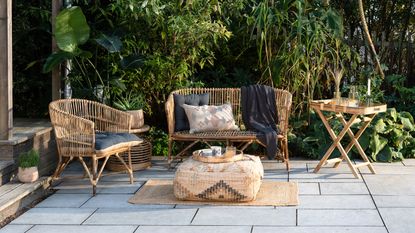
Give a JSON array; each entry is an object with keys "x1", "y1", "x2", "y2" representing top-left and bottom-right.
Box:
[{"x1": 174, "y1": 154, "x2": 264, "y2": 202}]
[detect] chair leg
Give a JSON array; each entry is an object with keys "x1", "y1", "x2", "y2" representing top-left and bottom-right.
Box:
[
  {"x1": 128, "y1": 149, "x2": 134, "y2": 184},
  {"x1": 52, "y1": 156, "x2": 72, "y2": 180},
  {"x1": 92, "y1": 155, "x2": 98, "y2": 196},
  {"x1": 167, "y1": 139, "x2": 173, "y2": 169},
  {"x1": 283, "y1": 138, "x2": 290, "y2": 171}
]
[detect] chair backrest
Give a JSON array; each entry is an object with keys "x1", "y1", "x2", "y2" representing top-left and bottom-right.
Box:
[
  {"x1": 49, "y1": 99, "x2": 132, "y2": 157},
  {"x1": 49, "y1": 99, "x2": 96, "y2": 157},
  {"x1": 165, "y1": 88, "x2": 292, "y2": 135}
]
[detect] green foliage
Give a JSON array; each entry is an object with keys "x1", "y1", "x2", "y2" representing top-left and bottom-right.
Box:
[
  {"x1": 384, "y1": 74, "x2": 415, "y2": 116},
  {"x1": 18, "y1": 149, "x2": 40, "y2": 168},
  {"x1": 364, "y1": 108, "x2": 415, "y2": 162},
  {"x1": 147, "y1": 127, "x2": 172, "y2": 157},
  {"x1": 289, "y1": 111, "x2": 342, "y2": 159},
  {"x1": 55, "y1": 6, "x2": 90, "y2": 53},
  {"x1": 113, "y1": 92, "x2": 145, "y2": 111},
  {"x1": 290, "y1": 107, "x2": 415, "y2": 162}
]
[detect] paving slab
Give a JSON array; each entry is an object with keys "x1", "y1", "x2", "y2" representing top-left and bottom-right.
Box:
[
  {"x1": 84, "y1": 208, "x2": 196, "y2": 225},
  {"x1": 99, "y1": 171, "x2": 176, "y2": 182},
  {"x1": 359, "y1": 165, "x2": 415, "y2": 175},
  {"x1": 379, "y1": 208, "x2": 415, "y2": 233},
  {"x1": 191, "y1": 207, "x2": 296, "y2": 226},
  {"x1": 277, "y1": 161, "x2": 309, "y2": 170},
  {"x1": 299, "y1": 195, "x2": 375, "y2": 209},
  {"x1": 319, "y1": 182, "x2": 369, "y2": 195},
  {"x1": 298, "y1": 209, "x2": 383, "y2": 226},
  {"x1": 373, "y1": 195, "x2": 415, "y2": 208},
  {"x1": 54, "y1": 180, "x2": 144, "y2": 194},
  {"x1": 11, "y1": 208, "x2": 96, "y2": 225},
  {"x1": 402, "y1": 159, "x2": 415, "y2": 166},
  {"x1": 298, "y1": 183, "x2": 320, "y2": 195},
  {"x1": 364, "y1": 175, "x2": 415, "y2": 195},
  {"x1": 354, "y1": 160, "x2": 404, "y2": 166},
  {"x1": 81, "y1": 194, "x2": 174, "y2": 209},
  {"x1": 36, "y1": 194, "x2": 91, "y2": 208},
  {"x1": 135, "y1": 226, "x2": 251, "y2": 233},
  {"x1": 252, "y1": 226, "x2": 388, "y2": 233},
  {"x1": 0, "y1": 225, "x2": 33, "y2": 233},
  {"x1": 306, "y1": 163, "x2": 355, "y2": 174},
  {"x1": 174, "y1": 204, "x2": 274, "y2": 209},
  {"x1": 289, "y1": 172, "x2": 363, "y2": 183},
  {"x1": 27, "y1": 225, "x2": 137, "y2": 233}
]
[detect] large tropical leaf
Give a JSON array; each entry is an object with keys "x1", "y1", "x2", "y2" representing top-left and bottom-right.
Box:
[
  {"x1": 373, "y1": 118, "x2": 387, "y2": 133},
  {"x1": 369, "y1": 134, "x2": 388, "y2": 161},
  {"x1": 55, "y1": 6, "x2": 90, "y2": 52},
  {"x1": 42, "y1": 51, "x2": 74, "y2": 73},
  {"x1": 400, "y1": 115, "x2": 415, "y2": 131},
  {"x1": 120, "y1": 54, "x2": 146, "y2": 69},
  {"x1": 377, "y1": 146, "x2": 393, "y2": 162},
  {"x1": 387, "y1": 108, "x2": 398, "y2": 122},
  {"x1": 95, "y1": 34, "x2": 122, "y2": 53},
  {"x1": 42, "y1": 49, "x2": 92, "y2": 73}
]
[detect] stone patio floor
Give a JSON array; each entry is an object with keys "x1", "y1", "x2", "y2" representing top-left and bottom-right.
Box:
[{"x1": 1, "y1": 157, "x2": 415, "y2": 233}]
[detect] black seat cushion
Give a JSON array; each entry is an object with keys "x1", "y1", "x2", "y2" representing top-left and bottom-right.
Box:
[
  {"x1": 174, "y1": 93, "x2": 209, "y2": 131},
  {"x1": 95, "y1": 132, "x2": 142, "y2": 151}
]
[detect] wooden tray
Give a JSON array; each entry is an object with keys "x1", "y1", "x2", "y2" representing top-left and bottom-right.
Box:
[
  {"x1": 192, "y1": 149, "x2": 243, "y2": 163},
  {"x1": 310, "y1": 99, "x2": 387, "y2": 115}
]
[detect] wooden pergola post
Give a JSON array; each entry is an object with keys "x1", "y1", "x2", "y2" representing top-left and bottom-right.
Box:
[{"x1": 0, "y1": 0, "x2": 13, "y2": 140}]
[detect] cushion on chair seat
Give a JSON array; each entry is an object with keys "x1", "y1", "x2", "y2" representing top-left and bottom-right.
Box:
[{"x1": 95, "y1": 132, "x2": 142, "y2": 154}]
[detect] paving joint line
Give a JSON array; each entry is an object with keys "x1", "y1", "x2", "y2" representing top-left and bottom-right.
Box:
[
  {"x1": 295, "y1": 209, "x2": 298, "y2": 226},
  {"x1": 79, "y1": 195, "x2": 94, "y2": 208},
  {"x1": 190, "y1": 208, "x2": 199, "y2": 224},
  {"x1": 23, "y1": 224, "x2": 35, "y2": 233},
  {"x1": 133, "y1": 225, "x2": 140, "y2": 233},
  {"x1": 360, "y1": 173, "x2": 390, "y2": 233},
  {"x1": 80, "y1": 208, "x2": 99, "y2": 225}
]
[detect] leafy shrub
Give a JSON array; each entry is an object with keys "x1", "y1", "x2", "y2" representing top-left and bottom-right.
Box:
[
  {"x1": 363, "y1": 108, "x2": 415, "y2": 162},
  {"x1": 289, "y1": 112, "x2": 343, "y2": 159},
  {"x1": 18, "y1": 149, "x2": 40, "y2": 168},
  {"x1": 147, "y1": 128, "x2": 173, "y2": 157},
  {"x1": 384, "y1": 74, "x2": 415, "y2": 116},
  {"x1": 113, "y1": 92, "x2": 145, "y2": 111}
]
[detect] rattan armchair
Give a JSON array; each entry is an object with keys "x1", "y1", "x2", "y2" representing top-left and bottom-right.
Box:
[{"x1": 49, "y1": 99, "x2": 142, "y2": 195}]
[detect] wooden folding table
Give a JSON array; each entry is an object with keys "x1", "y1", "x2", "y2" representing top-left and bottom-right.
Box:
[{"x1": 310, "y1": 100, "x2": 387, "y2": 178}]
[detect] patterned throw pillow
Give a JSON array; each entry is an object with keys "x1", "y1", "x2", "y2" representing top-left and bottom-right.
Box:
[{"x1": 182, "y1": 104, "x2": 239, "y2": 133}]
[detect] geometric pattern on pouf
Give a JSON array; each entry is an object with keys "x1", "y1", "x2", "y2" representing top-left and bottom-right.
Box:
[{"x1": 174, "y1": 154, "x2": 264, "y2": 202}]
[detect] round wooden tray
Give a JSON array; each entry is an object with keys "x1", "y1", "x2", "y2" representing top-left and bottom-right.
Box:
[{"x1": 192, "y1": 149, "x2": 243, "y2": 163}]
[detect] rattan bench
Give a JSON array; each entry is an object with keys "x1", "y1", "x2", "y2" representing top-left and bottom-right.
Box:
[{"x1": 165, "y1": 88, "x2": 292, "y2": 170}]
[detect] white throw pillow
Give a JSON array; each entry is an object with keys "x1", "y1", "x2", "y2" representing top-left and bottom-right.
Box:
[{"x1": 182, "y1": 104, "x2": 239, "y2": 133}]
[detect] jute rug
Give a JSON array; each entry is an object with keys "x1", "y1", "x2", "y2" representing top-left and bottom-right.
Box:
[{"x1": 128, "y1": 179, "x2": 299, "y2": 206}]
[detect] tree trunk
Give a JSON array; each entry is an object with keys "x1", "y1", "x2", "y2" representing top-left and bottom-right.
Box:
[{"x1": 358, "y1": 0, "x2": 385, "y2": 79}]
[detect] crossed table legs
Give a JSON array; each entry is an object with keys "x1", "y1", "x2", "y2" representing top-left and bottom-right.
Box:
[{"x1": 313, "y1": 109, "x2": 377, "y2": 178}]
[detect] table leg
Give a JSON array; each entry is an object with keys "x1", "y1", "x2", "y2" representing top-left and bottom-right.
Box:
[
  {"x1": 313, "y1": 109, "x2": 359, "y2": 178},
  {"x1": 336, "y1": 113, "x2": 377, "y2": 174}
]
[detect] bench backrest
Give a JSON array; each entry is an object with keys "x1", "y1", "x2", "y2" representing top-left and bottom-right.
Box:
[{"x1": 165, "y1": 88, "x2": 292, "y2": 135}]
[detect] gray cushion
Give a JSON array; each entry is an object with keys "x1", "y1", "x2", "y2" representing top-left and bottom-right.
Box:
[
  {"x1": 95, "y1": 132, "x2": 141, "y2": 151},
  {"x1": 174, "y1": 93, "x2": 209, "y2": 131}
]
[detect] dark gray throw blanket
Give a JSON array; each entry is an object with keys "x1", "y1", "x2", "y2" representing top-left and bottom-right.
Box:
[{"x1": 241, "y1": 85, "x2": 279, "y2": 160}]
